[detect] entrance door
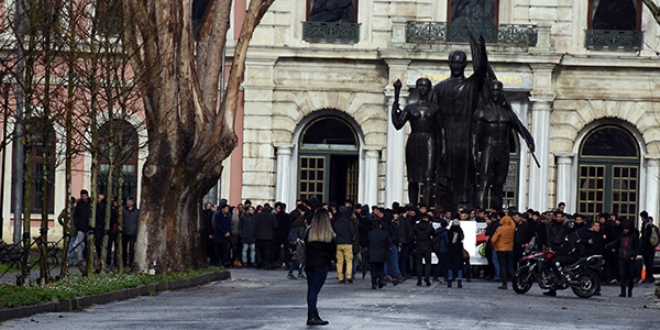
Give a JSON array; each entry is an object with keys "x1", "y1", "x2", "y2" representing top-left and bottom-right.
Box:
[
  {"x1": 298, "y1": 116, "x2": 360, "y2": 204},
  {"x1": 577, "y1": 124, "x2": 640, "y2": 221}
]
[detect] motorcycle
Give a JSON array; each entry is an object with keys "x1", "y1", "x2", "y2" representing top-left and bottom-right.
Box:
[{"x1": 512, "y1": 236, "x2": 602, "y2": 298}]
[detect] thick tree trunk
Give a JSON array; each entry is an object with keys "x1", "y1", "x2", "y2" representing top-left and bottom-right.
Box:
[{"x1": 128, "y1": 0, "x2": 274, "y2": 273}]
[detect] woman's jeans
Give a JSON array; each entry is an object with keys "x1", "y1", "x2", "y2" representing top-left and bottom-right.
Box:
[
  {"x1": 306, "y1": 265, "x2": 329, "y2": 312},
  {"x1": 447, "y1": 268, "x2": 463, "y2": 280}
]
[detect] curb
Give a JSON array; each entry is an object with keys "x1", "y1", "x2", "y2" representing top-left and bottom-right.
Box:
[{"x1": 0, "y1": 270, "x2": 230, "y2": 323}]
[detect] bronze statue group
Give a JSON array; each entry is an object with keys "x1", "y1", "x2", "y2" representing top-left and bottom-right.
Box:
[{"x1": 392, "y1": 34, "x2": 535, "y2": 212}]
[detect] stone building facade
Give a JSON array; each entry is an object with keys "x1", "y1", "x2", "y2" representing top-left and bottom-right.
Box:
[{"x1": 227, "y1": 0, "x2": 660, "y2": 224}]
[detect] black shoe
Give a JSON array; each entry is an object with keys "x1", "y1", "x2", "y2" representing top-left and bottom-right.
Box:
[
  {"x1": 628, "y1": 290, "x2": 632, "y2": 298},
  {"x1": 378, "y1": 282, "x2": 386, "y2": 289},
  {"x1": 498, "y1": 285, "x2": 507, "y2": 289},
  {"x1": 338, "y1": 279, "x2": 346, "y2": 284},
  {"x1": 457, "y1": 280, "x2": 462, "y2": 288},
  {"x1": 425, "y1": 279, "x2": 431, "y2": 287},
  {"x1": 447, "y1": 280, "x2": 452, "y2": 288},
  {"x1": 619, "y1": 292, "x2": 626, "y2": 297},
  {"x1": 543, "y1": 290, "x2": 556, "y2": 297},
  {"x1": 306, "y1": 310, "x2": 329, "y2": 326},
  {"x1": 417, "y1": 280, "x2": 422, "y2": 286},
  {"x1": 347, "y1": 279, "x2": 353, "y2": 284}
]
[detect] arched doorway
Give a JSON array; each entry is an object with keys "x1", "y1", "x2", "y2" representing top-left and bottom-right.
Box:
[
  {"x1": 577, "y1": 124, "x2": 640, "y2": 221},
  {"x1": 297, "y1": 116, "x2": 359, "y2": 204}
]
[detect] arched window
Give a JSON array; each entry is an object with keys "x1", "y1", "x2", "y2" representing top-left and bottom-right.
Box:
[
  {"x1": 97, "y1": 119, "x2": 138, "y2": 201},
  {"x1": 11, "y1": 118, "x2": 56, "y2": 214},
  {"x1": 298, "y1": 116, "x2": 359, "y2": 203},
  {"x1": 577, "y1": 125, "x2": 639, "y2": 221}
]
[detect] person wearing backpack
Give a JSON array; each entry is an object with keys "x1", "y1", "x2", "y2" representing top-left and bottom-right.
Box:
[{"x1": 639, "y1": 211, "x2": 658, "y2": 283}]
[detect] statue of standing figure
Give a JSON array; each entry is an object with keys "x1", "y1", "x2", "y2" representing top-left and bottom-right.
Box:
[
  {"x1": 472, "y1": 80, "x2": 535, "y2": 210},
  {"x1": 392, "y1": 78, "x2": 442, "y2": 207},
  {"x1": 430, "y1": 34, "x2": 488, "y2": 210}
]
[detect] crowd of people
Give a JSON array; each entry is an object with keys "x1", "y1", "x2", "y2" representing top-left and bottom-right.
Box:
[
  {"x1": 203, "y1": 198, "x2": 660, "y2": 326},
  {"x1": 58, "y1": 189, "x2": 140, "y2": 271}
]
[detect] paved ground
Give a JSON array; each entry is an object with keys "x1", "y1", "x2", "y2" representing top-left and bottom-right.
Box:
[{"x1": 2, "y1": 267, "x2": 659, "y2": 329}]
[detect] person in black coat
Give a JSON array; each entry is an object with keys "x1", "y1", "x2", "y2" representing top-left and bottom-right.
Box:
[
  {"x1": 73, "y1": 189, "x2": 92, "y2": 266},
  {"x1": 253, "y1": 205, "x2": 278, "y2": 268},
  {"x1": 201, "y1": 203, "x2": 215, "y2": 264},
  {"x1": 413, "y1": 214, "x2": 435, "y2": 286},
  {"x1": 332, "y1": 206, "x2": 356, "y2": 283},
  {"x1": 605, "y1": 220, "x2": 640, "y2": 297},
  {"x1": 274, "y1": 202, "x2": 290, "y2": 268},
  {"x1": 305, "y1": 209, "x2": 337, "y2": 326},
  {"x1": 547, "y1": 212, "x2": 565, "y2": 252},
  {"x1": 583, "y1": 220, "x2": 605, "y2": 257},
  {"x1": 447, "y1": 220, "x2": 465, "y2": 288},
  {"x1": 213, "y1": 204, "x2": 233, "y2": 267},
  {"x1": 368, "y1": 219, "x2": 390, "y2": 289},
  {"x1": 513, "y1": 214, "x2": 533, "y2": 269}
]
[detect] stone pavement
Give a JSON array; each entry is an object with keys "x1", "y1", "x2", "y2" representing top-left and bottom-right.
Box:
[{"x1": 2, "y1": 267, "x2": 659, "y2": 329}]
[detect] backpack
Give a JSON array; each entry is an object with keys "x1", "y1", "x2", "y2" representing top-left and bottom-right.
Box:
[
  {"x1": 649, "y1": 224, "x2": 660, "y2": 247},
  {"x1": 292, "y1": 227, "x2": 310, "y2": 269}
]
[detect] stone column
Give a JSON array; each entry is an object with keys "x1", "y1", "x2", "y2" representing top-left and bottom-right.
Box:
[
  {"x1": 645, "y1": 156, "x2": 660, "y2": 223},
  {"x1": 385, "y1": 59, "x2": 410, "y2": 206},
  {"x1": 274, "y1": 143, "x2": 294, "y2": 207},
  {"x1": 385, "y1": 89, "x2": 407, "y2": 206},
  {"x1": 527, "y1": 64, "x2": 555, "y2": 212},
  {"x1": 555, "y1": 153, "x2": 574, "y2": 213},
  {"x1": 363, "y1": 147, "x2": 380, "y2": 207}
]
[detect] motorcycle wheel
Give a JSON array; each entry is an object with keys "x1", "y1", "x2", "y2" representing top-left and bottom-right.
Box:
[
  {"x1": 571, "y1": 272, "x2": 598, "y2": 298},
  {"x1": 513, "y1": 266, "x2": 533, "y2": 294}
]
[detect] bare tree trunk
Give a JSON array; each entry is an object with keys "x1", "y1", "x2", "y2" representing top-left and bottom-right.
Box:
[
  {"x1": 117, "y1": 174, "x2": 124, "y2": 273},
  {"x1": 100, "y1": 157, "x2": 114, "y2": 273},
  {"x1": 127, "y1": 0, "x2": 274, "y2": 273}
]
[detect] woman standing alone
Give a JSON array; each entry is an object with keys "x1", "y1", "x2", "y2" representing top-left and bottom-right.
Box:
[{"x1": 305, "y1": 209, "x2": 337, "y2": 326}]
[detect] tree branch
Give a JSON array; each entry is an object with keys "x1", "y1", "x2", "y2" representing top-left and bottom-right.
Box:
[
  {"x1": 223, "y1": 0, "x2": 275, "y2": 128},
  {"x1": 197, "y1": 0, "x2": 232, "y2": 120}
]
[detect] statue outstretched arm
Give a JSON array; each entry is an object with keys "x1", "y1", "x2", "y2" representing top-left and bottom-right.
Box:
[
  {"x1": 470, "y1": 34, "x2": 489, "y2": 91},
  {"x1": 511, "y1": 110, "x2": 535, "y2": 152}
]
